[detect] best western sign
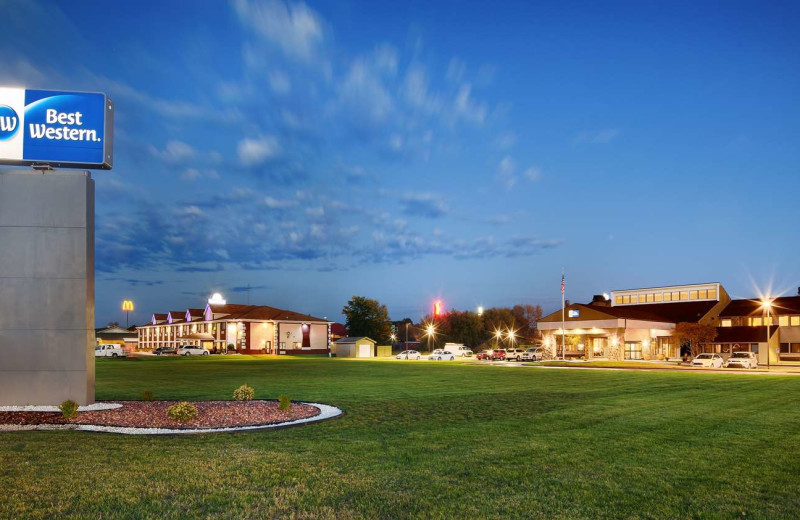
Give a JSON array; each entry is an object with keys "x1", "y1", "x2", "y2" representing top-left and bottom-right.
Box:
[{"x1": 0, "y1": 88, "x2": 113, "y2": 170}]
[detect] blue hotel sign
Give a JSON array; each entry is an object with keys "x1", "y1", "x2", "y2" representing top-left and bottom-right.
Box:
[{"x1": 0, "y1": 87, "x2": 113, "y2": 169}]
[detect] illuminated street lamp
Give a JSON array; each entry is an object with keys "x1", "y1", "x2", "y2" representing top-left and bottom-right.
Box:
[
  {"x1": 477, "y1": 306, "x2": 484, "y2": 316},
  {"x1": 762, "y1": 297, "x2": 773, "y2": 369},
  {"x1": 121, "y1": 300, "x2": 134, "y2": 328},
  {"x1": 506, "y1": 328, "x2": 517, "y2": 348},
  {"x1": 390, "y1": 333, "x2": 397, "y2": 345},
  {"x1": 494, "y1": 328, "x2": 503, "y2": 347},
  {"x1": 423, "y1": 322, "x2": 437, "y2": 354}
]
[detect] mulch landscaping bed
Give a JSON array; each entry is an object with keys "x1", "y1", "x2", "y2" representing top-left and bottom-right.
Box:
[{"x1": 0, "y1": 401, "x2": 320, "y2": 429}]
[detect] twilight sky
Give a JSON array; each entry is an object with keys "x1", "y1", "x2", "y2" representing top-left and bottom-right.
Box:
[{"x1": 2, "y1": 0, "x2": 799, "y2": 326}]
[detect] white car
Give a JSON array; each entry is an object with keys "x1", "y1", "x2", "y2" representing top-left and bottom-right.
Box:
[
  {"x1": 691, "y1": 353, "x2": 723, "y2": 368},
  {"x1": 94, "y1": 344, "x2": 127, "y2": 358},
  {"x1": 521, "y1": 347, "x2": 544, "y2": 361},
  {"x1": 725, "y1": 351, "x2": 758, "y2": 369},
  {"x1": 443, "y1": 343, "x2": 473, "y2": 357},
  {"x1": 179, "y1": 345, "x2": 209, "y2": 356},
  {"x1": 429, "y1": 349, "x2": 455, "y2": 361},
  {"x1": 397, "y1": 350, "x2": 421, "y2": 360}
]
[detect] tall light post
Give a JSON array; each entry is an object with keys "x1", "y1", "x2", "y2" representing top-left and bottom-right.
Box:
[
  {"x1": 494, "y1": 328, "x2": 503, "y2": 348},
  {"x1": 762, "y1": 298, "x2": 773, "y2": 370},
  {"x1": 405, "y1": 322, "x2": 409, "y2": 348},
  {"x1": 507, "y1": 329, "x2": 516, "y2": 348},
  {"x1": 122, "y1": 300, "x2": 134, "y2": 328},
  {"x1": 424, "y1": 323, "x2": 436, "y2": 354}
]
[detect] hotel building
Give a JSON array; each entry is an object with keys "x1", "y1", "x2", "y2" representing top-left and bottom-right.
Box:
[
  {"x1": 136, "y1": 299, "x2": 331, "y2": 355},
  {"x1": 539, "y1": 282, "x2": 800, "y2": 364}
]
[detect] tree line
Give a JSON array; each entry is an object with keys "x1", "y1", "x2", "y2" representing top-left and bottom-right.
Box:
[{"x1": 341, "y1": 296, "x2": 543, "y2": 349}]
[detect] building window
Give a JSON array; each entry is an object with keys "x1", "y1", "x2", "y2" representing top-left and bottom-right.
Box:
[
  {"x1": 792, "y1": 316, "x2": 800, "y2": 327},
  {"x1": 622, "y1": 295, "x2": 631, "y2": 304},
  {"x1": 654, "y1": 293, "x2": 663, "y2": 302},
  {"x1": 663, "y1": 292, "x2": 672, "y2": 302},
  {"x1": 616, "y1": 296, "x2": 622, "y2": 305},
  {"x1": 793, "y1": 343, "x2": 800, "y2": 354},
  {"x1": 680, "y1": 291, "x2": 688, "y2": 300},
  {"x1": 781, "y1": 343, "x2": 790, "y2": 353},
  {"x1": 646, "y1": 293, "x2": 654, "y2": 303},
  {"x1": 764, "y1": 316, "x2": 773, "y2": 326},
  {"x1": 698, "y1": 289, "x2": 708, "y2": 299},
  {"x1": 721, "y1": 319, "x2": 732, "y2": 327},
  {"x1": 689, "y1": 290, "x2": 698, "y2": 300},
  {"x1": 752, "y1": 317, "x2": 763, "y2": 326},
  {"x1": 779, "y1": 316, "x2": 789, "y2": 327},
  {"x1": 708, "y1": 289, "x2": 717, "y2": 299},
  {"x1": 624, "y1": 342, "x2": 642, "y2": 360}
]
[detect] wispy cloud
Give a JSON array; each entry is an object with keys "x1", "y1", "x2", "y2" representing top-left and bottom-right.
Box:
[
  {"x1": 238, "y1": 135, "x2": 281, "y2": 166},
  {"x1": 233, "y1": 0, "x2": 326, "y2": 61},
  {"x1": 573, "y1": 129, "x2": 620, "y2": 145}
]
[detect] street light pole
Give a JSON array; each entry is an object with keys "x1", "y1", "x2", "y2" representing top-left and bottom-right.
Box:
[{"x1": 765, "y1": 299, "x2": 772, "y2": 370}]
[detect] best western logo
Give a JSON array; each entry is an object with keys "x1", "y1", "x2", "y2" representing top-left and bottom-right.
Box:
[
  {"x1": 28, "y1": 109, "x2": 101, "y2": 143},
  {"x1": 0, "y1": 105, "x2": 20, "y2": 141}
]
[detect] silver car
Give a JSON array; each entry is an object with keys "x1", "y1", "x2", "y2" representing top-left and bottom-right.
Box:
[
  {"x1": 725, "y1": 351, "x2": 758, "y2": 369},
  {"x1": 178, "y1": 345, "x2": 208, "y2": 356},
  {"x1": 397, "y1": 350, "x2": 421, "y2": 360}
]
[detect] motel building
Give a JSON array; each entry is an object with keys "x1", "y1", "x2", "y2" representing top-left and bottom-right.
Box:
[
  {"x1": 136, "y1": 296, "x2": 331, "y2": 355},
  {"x1": 539, "y1": 282, "x2": 800, "y2": 365}
]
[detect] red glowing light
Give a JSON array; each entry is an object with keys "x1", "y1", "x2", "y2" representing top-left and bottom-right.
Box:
[{"x1": 434, "y1": 300, "x2": 442, "y2": 317}]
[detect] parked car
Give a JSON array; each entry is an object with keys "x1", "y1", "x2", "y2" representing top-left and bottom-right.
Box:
[
  {"x1": 153, "y1": 346, "x2": 177, "y2": 356},
  {"x1": 488, "y1": 349, "x2": 507, "y2": 361},
  {"x1": 397, "y1": 350, "x2": 421, "y2": 360},
  {"x1": 505, "y1": 348, "x2": 526, "y2": 361},
  {"x1": 94, "y1": 344, "x2": 127, "y2": 358},
  {"x1": 443, "y1": 343, "x2": 473, "y2": 357},
  {"x1": 430, "y1": 349, "x2": 456, "y2": 361},
  {"x1": 178, "y1": 345, "x2": 209, "y2": 356},
  {"x1": 475, "y1": 350, "x2": 492, "y2": 360},
  {"x1": 521, "y1": 347, "x2": 544, "y2": 362},
  {"x1": 691, "y1": 353, "x2": 723, "y2": 368},
  {"x1": 725, "y1": 351, "x2": 759, "y2": 369}
]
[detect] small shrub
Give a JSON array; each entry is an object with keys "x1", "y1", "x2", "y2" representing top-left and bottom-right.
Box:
[
  {"x1": 167, "y1": 402, "x2": 198, "y2": 423},
  {"x1": 233, "y1": 384, "x2": 255, "y2": 402},
  {"x1": 141, "y1": 390, "x2": 154, "y2": 402},
  {"x1": 278, "y1": 394, "x2": 291, "y2": 411},
  {"x1": 59, "y1": 399, "x2": 79, "y2": 419}
]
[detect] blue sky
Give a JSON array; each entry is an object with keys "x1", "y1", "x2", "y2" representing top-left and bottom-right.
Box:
[{"x1": 2, "y1": 0, "x2": 799, "y2": 326}]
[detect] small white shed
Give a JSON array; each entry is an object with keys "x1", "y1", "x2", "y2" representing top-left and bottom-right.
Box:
[{"x1": 332, "y1": 337, "x2": 377, "y2": 358}]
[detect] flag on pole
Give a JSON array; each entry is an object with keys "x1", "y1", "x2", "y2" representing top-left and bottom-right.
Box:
[{"x1": 561, "y1": 272, "x2": 565, "y2": 295}]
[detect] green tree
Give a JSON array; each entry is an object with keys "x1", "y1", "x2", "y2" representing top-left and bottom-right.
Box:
[
  {"x1": 342, "y1": 296, "x2": 392, "y2": 343},
  {"x1": 439, "y1": 310, "x2": 485, "y2": 348},
  {"x1": 672, "y1": 322, "x2": 718, "y2": 357}
]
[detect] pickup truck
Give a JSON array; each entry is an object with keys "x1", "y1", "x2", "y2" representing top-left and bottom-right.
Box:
[{"x1": 94, "y1": 344, "x2": 127, "y2": 358}]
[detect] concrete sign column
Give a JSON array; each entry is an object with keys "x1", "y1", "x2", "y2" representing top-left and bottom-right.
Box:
[{"x1": 0, "y1": 169, "x2": 95, "y2": 405}]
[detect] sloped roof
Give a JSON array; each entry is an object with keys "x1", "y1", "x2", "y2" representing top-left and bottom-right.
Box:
[
  {"x1": 720, "y1": 296, "x2": 800, "y2": 317},
  {"x1": 714, "y1": 326, "x2": 777, "y2": 343},
  {"x1": 208, "y1": 303, "x2": 328, "y2": 323},
  {"x1": 330, "y1": 323, "x2": 348, "y2": 336},
  {"x1": 334, "y1": 337, "x2": 376, "y2": 343},
  {"x1": 540, "y1": 301, "x2": 717, "y2": 324}
]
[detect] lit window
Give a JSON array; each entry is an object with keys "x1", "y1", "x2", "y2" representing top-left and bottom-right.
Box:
[
  {"x1": 680, "y1": 291, "x2": 688, "y2": 300},
  {"x1": 698, "y1": 290, "x2": 707, "y2": 299},
  {"x1": 764, "y1": 316, "x2": 773, "y2": 326},
  {"x1": 655, "y1": 293, "x2": 663, "y2": 302},
  {"x1": 690, "y1": 291, "x2": 698, "y2": 300},
  {"x1": 721, "y1": 319, "x2": 732, "y2": 327},
  {"x1": 708, "y1": 289, "x2": 717, "y2": 299},
  {"x1": 616, "y1": 296, "x2": 622, "y2": 304},
  {"x1": 752, "y1": 317, "x2": 763, "y2": 326},
  {"x1": 779, "y1": 316, "x2": 789, "y2": 326},
  {"x1": 646, "y1": 293, "x2": 654, "y2": 302},
  {"x1": 622, "y1": 295, "x2": 630, "y2": 304},
  {"x1": 673, "y1": 291, "x2": 681, "y2": 300},
  {"x1": 792, "y1": 316, "x2": 800, "y2": 326},
  {"x1": 663, "y1": 292, "x2": 671, "y2": 302},
  {"x1": 631, "y1": 295, "x2": 638, "y2": 303}
]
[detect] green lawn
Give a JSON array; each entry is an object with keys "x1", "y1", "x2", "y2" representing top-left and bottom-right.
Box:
[{"x1": 3, "y1": 357, "x2": 800, "y2": 519}]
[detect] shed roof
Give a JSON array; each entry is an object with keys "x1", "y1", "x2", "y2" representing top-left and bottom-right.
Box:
[{"x1": 334, "y1": 337, "x2": 376, "y2": 344}]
